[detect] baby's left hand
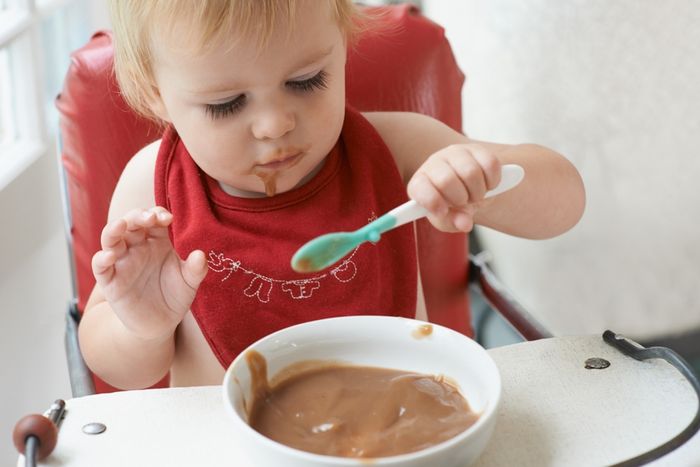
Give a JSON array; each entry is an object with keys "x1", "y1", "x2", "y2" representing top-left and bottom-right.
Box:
[{"x1": 407, "y1": 143, "x2": 502, "y2": 232}]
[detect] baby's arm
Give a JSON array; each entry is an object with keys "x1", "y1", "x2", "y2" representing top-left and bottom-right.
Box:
[
  {"x1": 365, "y1": 112, "x2": 585, "y2": 238},
  {"x1": 78, "y1": 140, "x2": 208, "y2": 389}
]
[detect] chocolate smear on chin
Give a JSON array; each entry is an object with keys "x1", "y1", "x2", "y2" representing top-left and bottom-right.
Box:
[{"x1": 252, "y1": 169, "x2": 278, "y2": 197}]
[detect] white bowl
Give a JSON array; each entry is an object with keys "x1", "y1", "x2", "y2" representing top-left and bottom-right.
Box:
[{"x1": 222, "y1": 316, "x2": 501, "y2": 467}]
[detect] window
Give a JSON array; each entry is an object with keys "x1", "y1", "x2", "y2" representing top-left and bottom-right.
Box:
[
  {"x1": 0, "y1": 47, "x2": 14, "y2": 146},
  {"x1": 0, "y1": 0, "x2": 91, "y2": 189}
]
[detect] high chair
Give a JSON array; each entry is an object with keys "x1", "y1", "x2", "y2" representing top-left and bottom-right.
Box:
[
  {"x1": 12, "y1": 5, "x2": 697, "y2": 466},
  {"x1": 55, "y1": 3, "x2": 547, "y2": 396}
]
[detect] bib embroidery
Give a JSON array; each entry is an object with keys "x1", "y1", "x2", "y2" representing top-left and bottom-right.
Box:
[{"x1": 207, "y1": 246, "x2": 361, "y2": 303}]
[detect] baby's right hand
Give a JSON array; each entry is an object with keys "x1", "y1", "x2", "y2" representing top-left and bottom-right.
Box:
[{"x1": 91, "y1": 207, "x2": 208, "y2": 341}]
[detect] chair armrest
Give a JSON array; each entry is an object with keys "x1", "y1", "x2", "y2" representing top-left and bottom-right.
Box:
[
  {"x1": 603, "y1": 331, "x2": 700, "y2": 466},
  {"x1": 65, "y1": 301, "x2": 95, "y2": 397},
  {"x1": 468, "y1": 252, "x2": 552, "y2": 341}
]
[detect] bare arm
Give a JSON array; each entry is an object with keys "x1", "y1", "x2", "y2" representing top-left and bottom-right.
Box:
[
  {"x1": 79, "y1": 292, "x2": 176, "y2": 388},
  {"x1": 78, "y1": 140, "x2": 207, "y2": 389},
  {"x1": 364, "y1": 112, "x2": 585, "y2": 239}
]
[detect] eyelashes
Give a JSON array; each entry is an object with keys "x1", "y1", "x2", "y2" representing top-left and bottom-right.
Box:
[
  {"x1": 204, "y1": 70, "x2": 329, "y2": 120},
  {"x1": 205, "y1": 94, "x2": 247, "y2": 120},
  {"x1": 286, "y1": 70, "x2": 329, "y2": 93}
]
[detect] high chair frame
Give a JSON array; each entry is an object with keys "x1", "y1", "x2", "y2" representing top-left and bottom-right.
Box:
[{"x1": 56, "y1": 4, "x2": 549, "y2": 397}]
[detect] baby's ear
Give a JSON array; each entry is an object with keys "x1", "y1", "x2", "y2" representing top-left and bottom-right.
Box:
[{"x1": 146, "y1": 86, "x2": 171, "y2": 123}]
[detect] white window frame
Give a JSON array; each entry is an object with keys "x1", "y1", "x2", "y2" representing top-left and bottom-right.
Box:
[{"x1": 0, "y1": 0, "x2": 91, "y2": 190}]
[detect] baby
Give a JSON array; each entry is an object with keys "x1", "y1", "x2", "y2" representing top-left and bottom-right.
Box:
[{"x1": 79, "y1": 0, "x2": 585, "y2": 389}]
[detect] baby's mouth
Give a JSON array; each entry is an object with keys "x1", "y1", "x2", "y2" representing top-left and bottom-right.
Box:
[
  {"x1": 256, "y1": 153, "x2": 302, "y2": 170},
  {"x1": 255, "y1": 146, "x2": 309, "y2": 171},
  {"x1": 252, "y1": 145, "x2": 310, "y2": 197}
]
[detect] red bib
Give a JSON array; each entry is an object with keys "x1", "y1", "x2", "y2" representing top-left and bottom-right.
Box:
[{"x1": 155, "y1": 107, "x2": 417, "y2": 367}]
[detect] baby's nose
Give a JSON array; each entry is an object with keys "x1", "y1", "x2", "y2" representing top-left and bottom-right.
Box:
[{"x1": 251, "y1": 109, "x2": 295, "y2": 140}]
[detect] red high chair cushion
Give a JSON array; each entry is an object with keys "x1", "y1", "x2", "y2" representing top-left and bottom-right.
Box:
[{"x1": 57, "y1": 4, "x2": 470, "y2": 393}]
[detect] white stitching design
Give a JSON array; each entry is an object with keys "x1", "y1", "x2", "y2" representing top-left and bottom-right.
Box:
[{"x1": 206, "y1": 247, "x2": 360, "y2": 303}]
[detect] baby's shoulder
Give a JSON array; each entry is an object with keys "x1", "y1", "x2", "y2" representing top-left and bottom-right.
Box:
[
  {"x1": 118, "y1": 139, "x2": 161, "y2": 187},
  {"x1": 362, "y1": 111, "x2": 437, "y2": 136},
  {"x1": 107, "y1": 139, "x2": 161, "y2": 219},
  {"x1": 361, "y1": 111, "x2": 466, "y2": 179},
  {"x1": 126, "y1": 139, "x2": 161, "y2": 174}
]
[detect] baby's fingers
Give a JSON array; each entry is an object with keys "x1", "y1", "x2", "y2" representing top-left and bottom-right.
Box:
[
  {"x1": 407, "y1": 172, "x2": 449, "y2": 217},
  {"x1": 130, "y1": 206, "x2": 172, "y2": 223},
  {"x1": 427, "y1": 158, "x2": 472, "y2": 208},
  {"x1": 182, "y1": 250, "x2": 208, "y2": 291},
  {"x1": 161, "y1": 250, "x2": 208, "y2": 315},
  {"x1": 450, "y1": 205, "x2": 477, "y2": 232},
  {"x1": 149, "y1": 206, "x2": 173, "y2": 223},
  {"x1": 121, "y1": 207, "x2": 173, "y2": 243},
  {"x1": 100, "y1": 219, "x2": 129, "y2": 256},
  {"x1": 466, "y1": 144, "x2": 501, "y2": 192},
  {"x1": 92, "y1": 249, "x2": 118, "y2": 286}
]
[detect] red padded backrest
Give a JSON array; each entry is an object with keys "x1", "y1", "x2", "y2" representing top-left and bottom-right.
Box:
[
  {"x1": 346, "y1": 6, "x2": 470, "y2": 337},
  {"x1": 57, "y1": 4, "x2": 471, "y2": 392}
]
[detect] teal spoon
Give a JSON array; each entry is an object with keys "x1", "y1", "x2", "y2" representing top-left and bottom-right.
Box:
[{"x1": 291, "y1": 164, "x2": 525, "y2": 273}]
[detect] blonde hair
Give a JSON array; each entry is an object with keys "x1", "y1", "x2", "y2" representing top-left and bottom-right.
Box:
[{"x1": 109, "y1": 0, "x2": 361, "y2": 122}]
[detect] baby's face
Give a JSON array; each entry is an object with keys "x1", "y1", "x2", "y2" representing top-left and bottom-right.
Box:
[{"x1": 149, "y1": 2, "x2": 347, "y2": 196}]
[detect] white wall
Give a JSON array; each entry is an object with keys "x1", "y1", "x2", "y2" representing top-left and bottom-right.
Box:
[
  {"x1": 0, "y1": 144, "x2": 72, "y2": 464},
  {"x1": 424, "y1": 1, "x2": 700, "y2": 339}
]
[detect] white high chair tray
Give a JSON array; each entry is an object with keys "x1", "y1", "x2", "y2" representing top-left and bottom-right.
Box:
[{"x1": 20, "y1": 335, "x2": 700, "y2": 466}]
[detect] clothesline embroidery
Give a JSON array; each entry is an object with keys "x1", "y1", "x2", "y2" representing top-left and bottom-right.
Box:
[
  {"x1": 206, "y1": 247, "x2": 360, "y2": 303},
  {"x1": 206, "y1": 213, "x2": 376, "y2": 303}
]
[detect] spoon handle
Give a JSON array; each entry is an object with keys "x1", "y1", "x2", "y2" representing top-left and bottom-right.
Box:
[{"x1": 389, "y1": 164, "x2": 525, "y2": 228}]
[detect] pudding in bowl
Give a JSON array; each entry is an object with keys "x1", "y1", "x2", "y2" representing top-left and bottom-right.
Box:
[{"x1": 222, "y1": 316, "x2": 501, "y2": 467}]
